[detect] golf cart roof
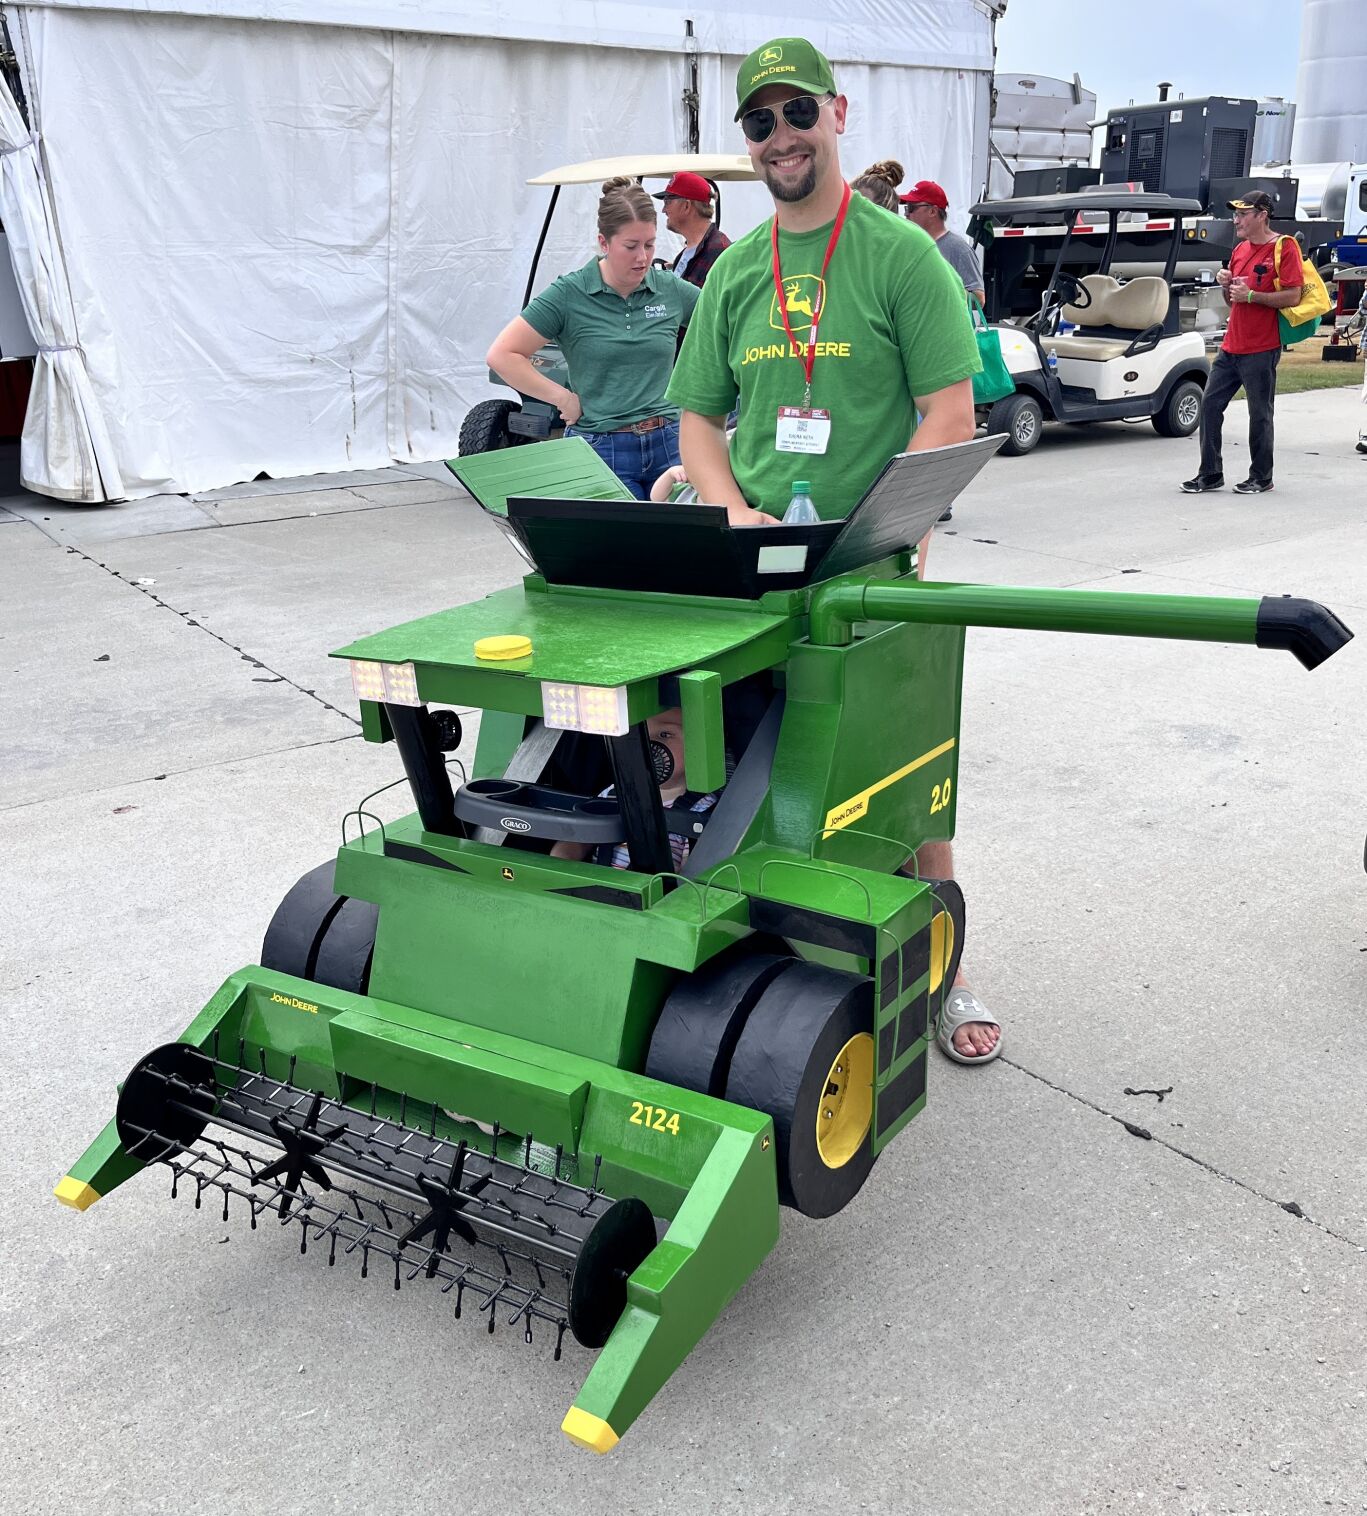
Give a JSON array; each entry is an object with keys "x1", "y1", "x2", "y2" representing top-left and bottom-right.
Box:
[
  {"x1": 970, "y1": 189, "x2": 1204, "y2": 220},
  {"x1": 528, "y1": 154, "x2": 758, "y2": 186}
]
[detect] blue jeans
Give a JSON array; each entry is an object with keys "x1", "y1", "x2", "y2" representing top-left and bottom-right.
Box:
[{"x1": 564, "y1": 421, "x2": 681, "y2": 499}]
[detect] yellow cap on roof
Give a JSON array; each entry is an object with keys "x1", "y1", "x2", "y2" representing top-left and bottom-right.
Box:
[{"x1": 474, "y1": 634, "x2": 533, "y2": 661}]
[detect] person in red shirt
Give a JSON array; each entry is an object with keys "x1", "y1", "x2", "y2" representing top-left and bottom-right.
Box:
[{"x1": 1182, "y1": 191, "x2": 1304, "y2": 495}]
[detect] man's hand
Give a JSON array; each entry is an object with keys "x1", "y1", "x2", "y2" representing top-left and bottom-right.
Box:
[
  {"x1": 1229, "y1": 277, "x2": 1253, "y2": 304},
  {"x1": 727, "y1": 503, "x2": 779, "y2": 526},
  {"x1": 1216, "y1": 268, "x2": 1233, "y2": 289},
  {"x1": 557, "y1": 390, "x2": 584, "y2": 426}
]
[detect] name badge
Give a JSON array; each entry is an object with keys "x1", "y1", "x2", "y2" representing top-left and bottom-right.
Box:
[{"x1": 775, "y1": 406, "x2": 831, "y2": 454}]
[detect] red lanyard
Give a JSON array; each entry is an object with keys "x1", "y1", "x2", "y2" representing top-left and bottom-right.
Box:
[{"x1": 771, "y1": 182, "x2": 851, "y2": 406}]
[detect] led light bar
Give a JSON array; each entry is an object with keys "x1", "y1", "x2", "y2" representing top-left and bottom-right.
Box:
[
  {"x1": 540, "y1": 681, "x2": 630, "y2": 736},
  {"x1": 349, "y1": 659, "x2": 422, "y2": 707}
]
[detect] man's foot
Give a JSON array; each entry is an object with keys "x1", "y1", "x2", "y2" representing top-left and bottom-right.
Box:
[
  {"x1": 937, "y1": 986, "x2": 1003, "y2": 1065},
  {"x1": 938, "y1": 506, "x2": 953, "y2": 523},
  {"x1": 1233, "y1": 477, "x2": 1273, "y2": 494},
  {"x1": 1356, "y1": 440, "x2": 1367, "y2": 455},
  {"x1": 1180, "y1": 475, "x2": 1224, "y2": 493}
]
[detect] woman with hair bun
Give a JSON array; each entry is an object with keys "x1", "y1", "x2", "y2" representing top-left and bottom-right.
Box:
[
  {"x1": 486, "y1": 175, "x2": 699, "y2": 497},
  {"x1": 850, "y1": 159, "x2": 904, "y2": 213}
]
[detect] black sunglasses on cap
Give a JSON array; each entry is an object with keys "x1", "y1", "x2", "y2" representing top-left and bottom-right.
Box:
[{"x1": 740, "y1": 93, "x2": 830, "y2": 144}]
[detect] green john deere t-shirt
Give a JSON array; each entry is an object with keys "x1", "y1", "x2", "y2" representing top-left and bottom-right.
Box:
[
  {"x1": 667, "y1": 193, "x2": 980, "y2": 517},
  {"x1": 521, "y1": 260, "x2": 699, "y2": 433}
]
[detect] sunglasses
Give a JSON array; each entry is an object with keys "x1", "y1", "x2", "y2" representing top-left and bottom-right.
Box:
[{"x1": 740, "y1": 93, "x2": 830, "y2": 145}]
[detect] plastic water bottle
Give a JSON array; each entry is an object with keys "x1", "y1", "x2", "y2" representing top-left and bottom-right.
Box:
[
  {"x1": 1046, "y1": 347, "x2": 1059, "y2": 374},
  {"x1": 782, "y1": 480, "x2": 819, "y2": 524}
]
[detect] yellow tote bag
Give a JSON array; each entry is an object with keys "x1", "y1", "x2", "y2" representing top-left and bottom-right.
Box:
[{"x1": 1274, "y1": 237, "x2": 1331, "y2": 344}]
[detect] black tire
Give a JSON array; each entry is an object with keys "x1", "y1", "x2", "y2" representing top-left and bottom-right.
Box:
[
  {"x1": 1152, "y1": 378, "x2": 1204, "y2": 438},
  {"x1": 725, "y1": 961, "x2": 875, "y2": 1219},
  {"x1": 987, "y1": 391, "x2": 1045, "y2": 456},
  {"x1": 457, "y1": 398, "x2": 520, "y2": 456},
  {"x1": 261, "y1": 861, "x2": 378, "y2": 995},
  {"x1": 645, "y1": 945, "x2": 791, "y2": 1098}
]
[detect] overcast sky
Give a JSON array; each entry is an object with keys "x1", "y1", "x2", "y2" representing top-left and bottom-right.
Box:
[{"x1": 994, "y1": 0, "x2": 1300, "y2": 115}]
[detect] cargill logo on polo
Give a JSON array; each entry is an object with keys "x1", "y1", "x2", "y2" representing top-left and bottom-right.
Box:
[
  {"x1": 770, "y1": 274, "x2": 825, "y2": 333},
  {"x1": 759, "y1": 45, "x2": 783, "y2": 64}
]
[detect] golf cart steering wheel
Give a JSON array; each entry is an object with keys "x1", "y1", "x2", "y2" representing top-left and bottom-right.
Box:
[{"x1": 1028, "y1": 271, "x2": 1092, "y2": 332}]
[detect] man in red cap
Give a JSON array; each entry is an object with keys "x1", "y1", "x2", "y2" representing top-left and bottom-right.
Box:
[
  {"x1": 901, "y1": 180, "x2": 985, "y2": 305},
  {"x1": 653, "y1": 172, "x2": 732, "y2": 289}
]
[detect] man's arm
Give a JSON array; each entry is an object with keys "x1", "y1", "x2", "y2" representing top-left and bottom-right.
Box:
[
  {"x1": 908, "y1": 377, "x2": 977, "y2": 579},
  {"x1": 908, "y1": 377, "x2": 976, "y2": 451},
  {"x1": 677, "y1": 411, "x2": 776, "y2": 525}
]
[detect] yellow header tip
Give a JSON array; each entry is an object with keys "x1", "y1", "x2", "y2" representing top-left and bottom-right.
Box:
[
  {"x1": 54, "y1": 1177, "x2": 100, "y2": 1211},
  {"x1": 561, "y1": 1407, "x2": 619, "y2": 1453}
]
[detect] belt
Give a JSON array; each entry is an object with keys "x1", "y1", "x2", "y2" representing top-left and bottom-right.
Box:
[{"x1": 612, "y1": 415, "x2": 670, "y2": 435}]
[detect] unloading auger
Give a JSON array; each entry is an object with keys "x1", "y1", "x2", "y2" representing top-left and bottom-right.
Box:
[{"x1": 57, "y1": 439, "x2": 1351, "y2": 1452}]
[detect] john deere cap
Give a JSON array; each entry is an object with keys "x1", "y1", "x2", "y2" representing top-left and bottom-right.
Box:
[
  {"x1": 1228, "y1": 190, "x2": 1274, "y2": 213},
  {"x1": 735, "y1": 37, "x2": 838, "y2": 120}
]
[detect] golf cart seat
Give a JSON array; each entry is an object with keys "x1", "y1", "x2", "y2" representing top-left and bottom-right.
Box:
[{"x1": 1052, "y1": 275, "x2": 1172, "y2": 361}]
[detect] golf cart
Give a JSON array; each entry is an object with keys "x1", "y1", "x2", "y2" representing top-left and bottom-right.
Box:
[
  {"x1": 969, "y1": 189, "x2": 1211, "y2": 456},
  {"x1": 458, "y1": 154, "x2": 759, "y2": 456}
]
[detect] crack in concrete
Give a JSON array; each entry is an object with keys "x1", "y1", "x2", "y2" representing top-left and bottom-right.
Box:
[
  {"x1": 66, "y1": 544, "x2": 361, "y2": 729},
  {"x1": 150, "y1": 488, "x2": 461, "y2": 541},
  {"x1": 999, "y1": 1055, "x2": 1365, "y2": 1253}
]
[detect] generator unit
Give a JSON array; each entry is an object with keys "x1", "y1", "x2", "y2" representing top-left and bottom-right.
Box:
[{"x1": 1101, "y1": 96, "x2": 1257, "y2": 208}]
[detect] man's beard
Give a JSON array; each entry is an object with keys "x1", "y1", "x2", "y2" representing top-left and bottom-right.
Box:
[{"x1": 762, "y1": 157, "x2": 818, "y2": 203}]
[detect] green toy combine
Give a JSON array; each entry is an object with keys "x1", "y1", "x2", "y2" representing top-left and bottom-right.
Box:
[{"x1": 56, "y1": 437, "x2": 1351, "y2": 1452}]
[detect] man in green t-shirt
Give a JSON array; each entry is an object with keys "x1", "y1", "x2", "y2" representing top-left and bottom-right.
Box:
[
  {"x1": 668, "y1": 38, "x2": 1000, "y2": 1064},
  {"x1": 667, "y1": 39, "x2": 980, "y2": 528}
]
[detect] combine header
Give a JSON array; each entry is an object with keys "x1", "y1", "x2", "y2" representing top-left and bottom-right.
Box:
[{"x1": 57, "y1": 437, "x2": 1351, "y2": 1451}]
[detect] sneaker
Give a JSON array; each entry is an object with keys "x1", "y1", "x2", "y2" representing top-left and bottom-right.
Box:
[
  {"x1": 1356, "y1": 440, "x2": 1367, "y2": 455},
  {"x1": 1233, "y1": 477, "x2": 1273, "y2": 494},
  {"x1": 937, "y1": 506, "x2": 953, "y2": 523},
  {"x1": 1180, "y1": 475, "x2": 1224, "y2": 493}
]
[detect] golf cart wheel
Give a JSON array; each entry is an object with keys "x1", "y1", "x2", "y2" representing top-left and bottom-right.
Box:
[
  {"x1": 261, "y1": 861, "x2": 378, "y2": 994},
  {"x1": 1153, "y1": 379, "x2": 1204, "y2": 438},
  {"x1": 987, "y1": 392, "x2": 1044, "y2": 456},
  {"x1": 724, "y1": 961, "x2": 876, "y2": 1219},
  {"x1": 457, "y1": 398, "x2": 521, "y2": 456},
  {"x1": 645, "y1": 944, "x2": 792, "y2": 1098}
]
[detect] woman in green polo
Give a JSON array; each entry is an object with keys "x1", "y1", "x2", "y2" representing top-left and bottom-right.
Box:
[{"x1": 487, "y1": 177, "x2": 699, "y2": 498}]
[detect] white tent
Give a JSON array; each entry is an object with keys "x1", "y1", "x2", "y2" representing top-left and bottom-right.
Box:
[{"x1": 2, "y1": 0, "x2": 1004, "y2": 500}]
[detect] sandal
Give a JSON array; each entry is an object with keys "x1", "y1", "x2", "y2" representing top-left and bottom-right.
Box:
[{"x1": 937, "y1": 987, "x2": 1003, "y2": 1065}]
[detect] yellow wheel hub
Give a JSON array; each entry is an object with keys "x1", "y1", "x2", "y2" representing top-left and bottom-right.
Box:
[
  {"x1": 929, "y1": 909, "x2": 954, "y2": 996},
  {"x1": 815, "y1": 1032, "x2": 874, "y2": 1169}
]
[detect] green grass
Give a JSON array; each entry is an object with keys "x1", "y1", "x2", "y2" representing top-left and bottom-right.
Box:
[
  {"x1": 1277, "y1": 360, "x2": 1362, "y2": 395},
  {"x1": 1272, "y1": 333, "x2": 1363, "y2": 394}
]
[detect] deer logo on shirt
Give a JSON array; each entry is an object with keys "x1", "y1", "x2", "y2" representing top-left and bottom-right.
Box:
[{"x1": 770, "y1": 273, "x2": 826, "y2": 334}]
